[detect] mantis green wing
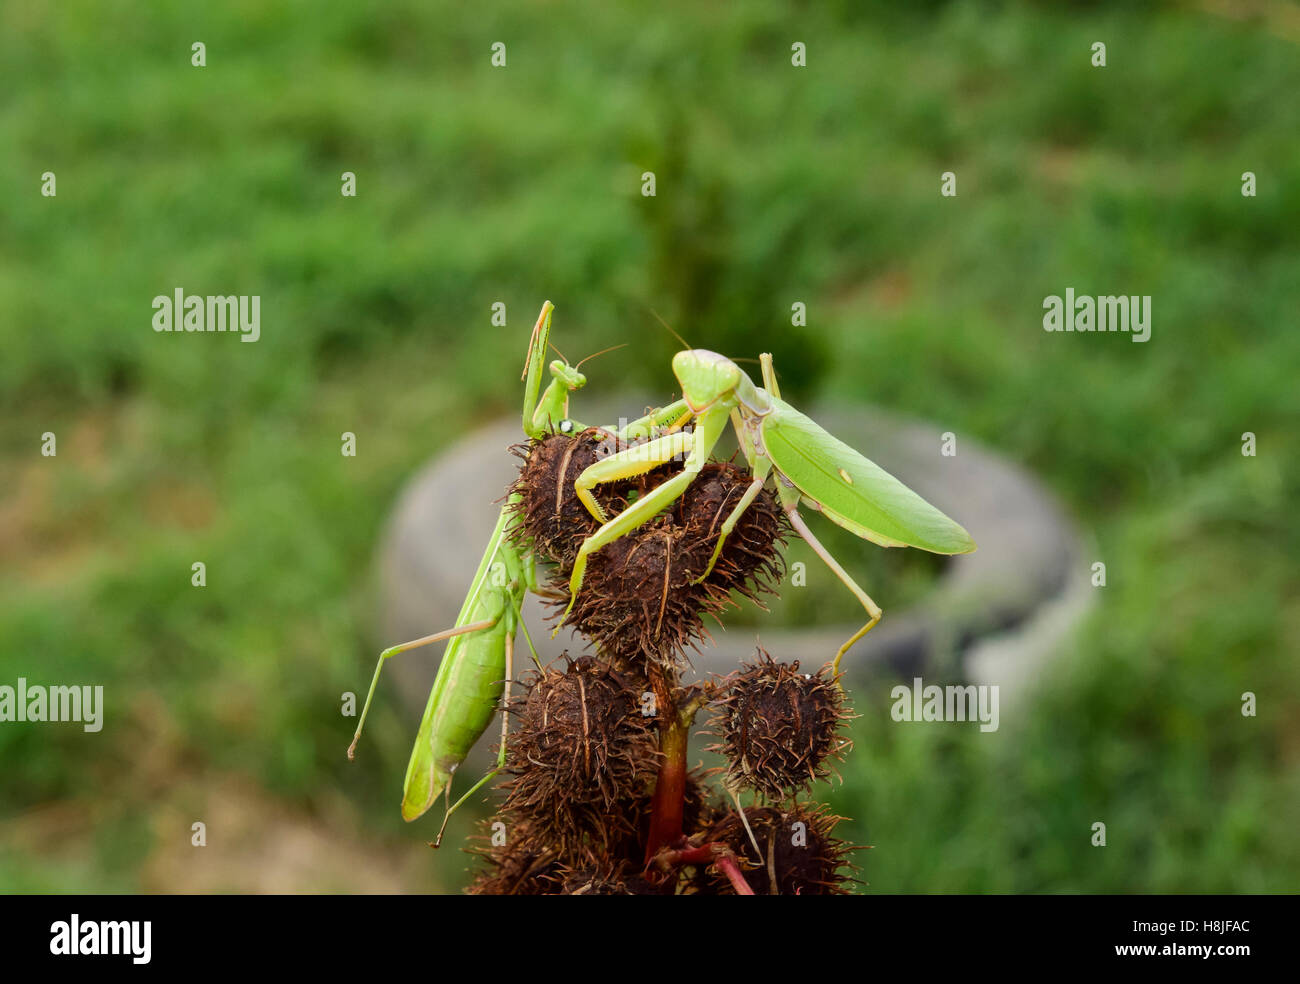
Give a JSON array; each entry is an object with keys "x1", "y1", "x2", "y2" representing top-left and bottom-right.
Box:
[{"x1": 761, "y1": 397, "x2": 976, "y2": 555}]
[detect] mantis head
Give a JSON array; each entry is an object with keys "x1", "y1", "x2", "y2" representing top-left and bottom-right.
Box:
[
  {"x1": 672, "y1": 349, "x2": 740, "y2": 411},
  {"x1": 549, "y1": 358, "x2": 587, "y2": 392},
  {"x1": 673, "y1": 349, "x2": 764, "y2": 414}
]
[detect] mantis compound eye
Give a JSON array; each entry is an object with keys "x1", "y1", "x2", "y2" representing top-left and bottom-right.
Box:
[{"x1": 558, "y1": 419, "x2": 575, "y2": 434}]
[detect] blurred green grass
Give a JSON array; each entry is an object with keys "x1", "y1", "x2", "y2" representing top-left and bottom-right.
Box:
[{"x1": 1, "y1": 0, "x2": 1297, "y2": 892}]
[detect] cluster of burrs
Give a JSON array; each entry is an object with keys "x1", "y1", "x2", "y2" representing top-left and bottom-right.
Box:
[{"x1": 465, "y1": 428, "x2": 857, "y2": 894}]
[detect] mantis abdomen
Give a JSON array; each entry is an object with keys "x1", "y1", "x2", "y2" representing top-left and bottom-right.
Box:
[{"x1": 399, "y1": 508, "x2": 522, "y2": 822}]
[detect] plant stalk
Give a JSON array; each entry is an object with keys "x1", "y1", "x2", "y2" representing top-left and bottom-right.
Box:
[{"x1": 643, "y1": 665, "x2": 687, "y2": 866}]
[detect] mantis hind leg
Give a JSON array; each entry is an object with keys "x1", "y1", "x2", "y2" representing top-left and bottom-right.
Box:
[
  {"x1": 513, "y1": 558, "x2": 545, "y2": 671},
  {"x1": 433, "y1": 629, "x2": 516, "y2": 848},
  {"x1": 347, "y1": 616, "x2": 500, "y2": 760},
  {"x1": 783, "y1": 500, "x2": 883, "y2": 678},
  {"x1": 692, "y1": 458, "x2": 772, "y2": 585}
]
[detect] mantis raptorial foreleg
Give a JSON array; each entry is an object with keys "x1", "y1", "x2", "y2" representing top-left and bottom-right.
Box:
[
  {"x1": 575, "y1": 430, "x2": 695, "y2": 523},
  {"x1": 557, "y1": 406, "x2": 733, "y2": 627},
  {"x1": 557, "y1": 471, "x2": 696, "y2": 631}
]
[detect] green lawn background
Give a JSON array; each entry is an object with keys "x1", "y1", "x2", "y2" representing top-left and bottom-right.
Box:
[{"x1": 1, "y1": 0, "x2": 1297, "y2": 892}]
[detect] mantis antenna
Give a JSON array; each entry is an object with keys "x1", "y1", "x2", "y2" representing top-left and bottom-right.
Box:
[
  {"x1": 648, "y1": 307, "x2": 692, "y2": 350},
  {"x1": 574, "y1": 342, "x2": 628, "y2": 369}
]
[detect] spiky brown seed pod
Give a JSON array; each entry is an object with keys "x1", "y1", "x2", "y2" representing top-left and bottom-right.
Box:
[
  {"x1": 500, "y1": 656, "x2": 660, "y2": 856},
  {"x1": 704, "y1": 804, "x2": 857, "y2": 895},
  {"x1": 708, "y1": 650, "x2": 853, "y2": 800},
  {"x1": 558, "y1": 858, "x2": 673, "y2": 896},
  {"x1": 508, "y1": 429, "x2": 676, "y2": 569},
  {"x1": 465, "y1": 820, "x2": 565, "y2": 895},
  {"x1": 675, "y1": 462, "x2": 787, "y2": 596},
  {"x1": 560, "y1": 864, "x2": 635, "y2": 895},
  {"x1": 555, "y1": 461, "x2": 786, "y2": 668}
]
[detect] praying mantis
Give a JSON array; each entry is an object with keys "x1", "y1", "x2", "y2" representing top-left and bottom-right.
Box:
[
  {"x1": 347, "y1": 301, "x2": 688, "y2": 838},
  {"x1": 351, "y1": 303, "x2": 974, "y2": 840},
  {"x1": 557, "y1": 348, "x2": 977, "y2": 674}
]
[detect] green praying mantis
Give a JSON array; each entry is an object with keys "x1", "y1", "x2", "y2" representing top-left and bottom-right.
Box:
[
  {"x1": 351, "y1": 303, "x2": 975, "y2": 838},
  {"x1": 347, "y1": 302, "x2": 690, "y2": 837},
  {"x1": 556, "y1": 347, "x2": 977, "y2": 674}
]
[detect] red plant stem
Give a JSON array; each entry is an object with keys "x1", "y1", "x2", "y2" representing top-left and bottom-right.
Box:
[
  {"x1": 656, "y1": 842, "x2": 757, "y2": 895},
  {"x1": 643, "y1": 667, "x2": 686, "y2": 867},
  {"x1": 663, "y1": 844, "x2": 717, "y2": 866},
  {"x1": 714, "y1": 854, "x2": 756, "y2": 895}
]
